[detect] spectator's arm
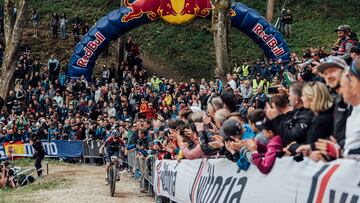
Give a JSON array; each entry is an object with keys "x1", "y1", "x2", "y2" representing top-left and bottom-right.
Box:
[
  {"x1": 341, "y1": 42, "x2": 355, "y2": 59},
  {"x1": 251, "y1": 150, "x2": 277, "y2": 174},
  {"x1": 179, "y1": 143, "x2": 204, "y2": 160}
]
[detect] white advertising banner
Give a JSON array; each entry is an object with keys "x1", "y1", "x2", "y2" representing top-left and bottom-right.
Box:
[{"x1": 154, "y1": 157, "x2": 360, "y2": 203}]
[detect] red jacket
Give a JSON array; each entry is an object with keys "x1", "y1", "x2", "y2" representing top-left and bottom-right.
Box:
[
  {"x1": 251, "y1": 135, "x2": 282, "y2": 174},
  {"x1": 145, "y1": 108, "x2": 157, "y2": 119}
]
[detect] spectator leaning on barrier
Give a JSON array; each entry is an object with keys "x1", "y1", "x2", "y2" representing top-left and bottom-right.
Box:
[
  {"x1": 267, "y1": 82, "x2": 314, "y2": 147},
  {"x1": 317, "y1": 56, "x2": 350, "y2": 148},
  {"x1": 311, "y1": 57, "x2": 360, "y2": 161},
  {"x1": 246, "y1": 117, "x2": 283, "y2": 174},
  {"x1": 293, "y1": 82, "x2": 334, "y2": 160},
  {"x1": 341, "y1": 58, "x2": 360, "y2": 158}
]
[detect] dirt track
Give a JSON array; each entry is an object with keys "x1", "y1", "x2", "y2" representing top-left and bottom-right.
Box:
[{"x1": 6, "y1": 164, "x2": 155, "y2": 203}]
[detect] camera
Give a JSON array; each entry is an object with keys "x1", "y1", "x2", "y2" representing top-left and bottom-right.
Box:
[{"x1": 267, "y1": 87, "x2": 279, "y2": 95}]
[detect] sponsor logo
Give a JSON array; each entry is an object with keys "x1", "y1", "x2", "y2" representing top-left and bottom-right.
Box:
[
  {"x1": 190, "y1": 161, "x2": 247, "y2": 203},
  {"x1": 25, "y1": 142, "x2": 58, "y2": 156},
  {"x1": 252, "y1": 23, "x2": 285, "y2": 57},
  {"x1": 156, "y1": 161, "x2": 177, "y2": 196},
  {"x1": 306, "y1": 164, "x2": 355, "y2": 203},
  {"x1": 122, "y1": 0, "x2": 212, "y2": 25},
  {"x1": 76, "y1": 32, "x2": 106, "y2": 68}
]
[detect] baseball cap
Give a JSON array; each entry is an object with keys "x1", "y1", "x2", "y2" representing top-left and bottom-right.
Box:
[
  {"x1": 219, "y1": 119, "x2": 243, "y2": 139},
  {"x1": 335, "y1": 25, "x2": 347, "y2": 32},
  {"x1": 317, "y1": 56, "x2": 348, "y2": 73}
]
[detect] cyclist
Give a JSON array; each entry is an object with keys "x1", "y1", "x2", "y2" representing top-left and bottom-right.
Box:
[{"x1": 103, "y1": 130, "x2": 125, "y2": 185}]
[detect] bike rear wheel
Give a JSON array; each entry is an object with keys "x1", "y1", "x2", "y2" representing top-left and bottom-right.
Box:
[{"x1": 109, "y1": 164, "x2": 117, "y2": 196}]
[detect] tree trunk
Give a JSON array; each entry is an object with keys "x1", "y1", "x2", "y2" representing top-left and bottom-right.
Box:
[
  {"x1": 212, "y1": 0, "x2": 231, "y2": 79},
  {"x1": 0, "y1": 0, "x2": 27, "y2": 98},
  {"x1": 118, "y1": 36, "x2": 126, "y2": 63},
  {"x1": 118, "y1": 0, "x2": 126, "y2": 65},
  {"x1": 266, "y1": 0, "x2": 275, "y2": 22}
]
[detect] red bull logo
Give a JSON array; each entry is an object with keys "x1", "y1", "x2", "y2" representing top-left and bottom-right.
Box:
[
  {"x1": 122, "y1": 0, "x2": 212, "y2": 25},
  {"x1": 252, "y1": 23, "x2": 285, "y2": 57},
  {"x1": 77, "y1": 32, "x2": 106, "y2": 68}
]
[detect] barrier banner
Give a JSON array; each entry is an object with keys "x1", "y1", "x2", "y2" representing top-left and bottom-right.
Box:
[
  {"x1": 154, "y1": 158, "x2": 360, "y2": 203},
  {"x1": 0, "y1": 145, "x2": 7, "y2": 160},
  {"x1": 2, "y1": 141, "x2": 83, "y2": 159}
]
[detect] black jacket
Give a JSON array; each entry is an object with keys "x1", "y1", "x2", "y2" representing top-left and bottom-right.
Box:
[
  {"x1": 288, "y1": 107, "x2": 334, "y2": 155},
  {"x1": 333, "y1": 94, "x2": 352, "y2": 148},
  {"x1": 306, "y1": 107, "x2": 334, "y2": 145},
  {"x1": 32, "y1": 140, "x2": 45, "y2": 157},
  {"x1": 271, "y1": 107, "x2": 314, "y2": 146}
]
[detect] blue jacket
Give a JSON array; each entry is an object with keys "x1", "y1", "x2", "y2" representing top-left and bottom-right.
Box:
[{"x1": 242, "y1": 124, "x2": 255, "y2": 140}]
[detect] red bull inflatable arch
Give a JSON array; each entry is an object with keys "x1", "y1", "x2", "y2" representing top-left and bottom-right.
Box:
[{"x1": 68, "y1": 1, "x2": 291, "y2": 79}]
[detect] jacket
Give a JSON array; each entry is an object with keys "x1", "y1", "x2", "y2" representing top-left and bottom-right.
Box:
[
  {"x1": 333, "y1": 94, "x2": 352, "y2": 148},
  {"x1": 251, "y1": 135, "x2": 282, "y2": 174},
  {"x1": 32, "y1": 140, "x2": 45, "y2": 157},
  {"x1": 306, "y1": 107, "x2": 334, "y2": 145},
  {"x1": 271, "y1": 107, "x2": 314, "y2": 146},
  {"x1": 179, "y1": 140, "x2": 204, "y2": 160}
]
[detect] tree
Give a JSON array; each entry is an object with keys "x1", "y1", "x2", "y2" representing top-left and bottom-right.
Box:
[
  {"x1": 0, "y1": 0, "x2": 27, "y2": 98},
  {"x1": 266, "y1": 0, "x2": 275, "y2": 22},
  {"x1": 118, "y1": 0, "x2": 126, "y2": 70},
  {"x1": 212, "y1": 0, "x2": 231, "y2": 79}
]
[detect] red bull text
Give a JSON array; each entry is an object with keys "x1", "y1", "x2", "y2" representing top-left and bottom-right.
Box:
[
  {"x1": 77, "y1": 32, "x2": 106, "y2": 68},
  {"x1": 252, "y1": 23, "x2": 285, "y2": 57}
]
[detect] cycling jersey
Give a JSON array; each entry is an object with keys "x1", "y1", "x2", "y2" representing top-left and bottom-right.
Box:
[{"x1": 104, "y1": 136, "x2": 125, "y2": 163}]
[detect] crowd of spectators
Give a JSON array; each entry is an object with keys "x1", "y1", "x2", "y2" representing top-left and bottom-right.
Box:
[{"x1": 0, "y1": 23, "x2": 359, "y2": 194}]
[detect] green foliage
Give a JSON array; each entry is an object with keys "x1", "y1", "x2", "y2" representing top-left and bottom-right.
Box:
[
  {"x1": 21, "y1": 0, "x2": 360, "y2": 80},
  {"x1": 29, "y1": 0, "x2": 119, "y2": 22},
  {"x1": 130, "y1": 0, "x2": 360, "y2": 79}
]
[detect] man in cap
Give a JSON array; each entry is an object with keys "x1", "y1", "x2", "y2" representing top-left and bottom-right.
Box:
[
  {"x1": 219, "y1": 119, "x2": 243, "y2": 151},
  {"x1": 333, "y1": 25, "x2": 356, "y2": 59},
  {"x1": 315, "y1": 57, "x2": 360, "y2": 160},
  {"x1": 317, "y1": 56, "x2": 351, "y2": 148}
]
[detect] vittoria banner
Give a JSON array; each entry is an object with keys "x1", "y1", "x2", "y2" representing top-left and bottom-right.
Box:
[{"x1": 154, "y1": 158, "x2": 360, "y2": 203}]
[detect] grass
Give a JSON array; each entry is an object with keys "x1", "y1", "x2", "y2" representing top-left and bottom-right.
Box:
[
  {"x1": 8, "y1": 158, "x2": 76, "y2": 168},
  {"x1": 0, "y1": 158, "x2": 75, "y2": 203},
  {"x1": 0, "y1": 177, "x2": 73, "y2": 203}
]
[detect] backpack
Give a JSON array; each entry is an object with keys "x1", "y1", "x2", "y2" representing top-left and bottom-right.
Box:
[{"x1": 16, "y1": 174, "x2": 35, "y2": 187}]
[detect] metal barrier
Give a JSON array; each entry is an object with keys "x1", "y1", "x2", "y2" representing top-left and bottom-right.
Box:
[
  {"x1": 83, "y1": 140, "x2": 103, "y2": 164},
  {"x1": 126, "y1": 150, "x2": 158, "y2": 197}
]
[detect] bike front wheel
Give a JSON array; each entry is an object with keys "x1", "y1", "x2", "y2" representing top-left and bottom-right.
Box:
[{"x1": 109, "y1": 164, "x2": 117, "y2": 196}]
